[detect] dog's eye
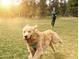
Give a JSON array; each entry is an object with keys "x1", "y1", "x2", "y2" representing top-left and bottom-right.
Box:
[
  {"x1": 28, "y1": 31, "x2": 31, "y2": 33},
  {"x1": 24, "y1": 31, "x2": 26, "y2": 33}
]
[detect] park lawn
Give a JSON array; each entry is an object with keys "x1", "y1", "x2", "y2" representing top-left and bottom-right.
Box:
[{"x1": 0, "y1": 17, "x2": 78, "y2": 59}]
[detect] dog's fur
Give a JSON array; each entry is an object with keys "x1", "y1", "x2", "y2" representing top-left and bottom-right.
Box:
[{"x1": 23, "y1": 25, "x2": 62, "y2": 59}]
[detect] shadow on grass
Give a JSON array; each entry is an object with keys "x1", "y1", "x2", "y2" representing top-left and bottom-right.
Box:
[{"x1": 53, "y1": 52, "x2": 67, "y2": 59}]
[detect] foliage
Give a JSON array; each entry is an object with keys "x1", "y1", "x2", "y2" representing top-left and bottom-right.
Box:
[
  {"x1": 67, "y1": 0, "x2": 78, "y2": 16},
  {"x1": 0, "y1": 0, "x2": 78, "y2": 17}
]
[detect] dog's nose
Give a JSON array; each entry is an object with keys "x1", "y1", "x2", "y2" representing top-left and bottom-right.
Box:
[{"x1": 24, "y1": 36, "x2": 27, "y2": 38}]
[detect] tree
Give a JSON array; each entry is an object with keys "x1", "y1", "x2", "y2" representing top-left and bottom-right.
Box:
[
  {"x1": 68, "y1": 0, "x2": 78, "y2": 16},
  {"x1": 39, "y1": 0, "x2": 47, "y2": 17}
]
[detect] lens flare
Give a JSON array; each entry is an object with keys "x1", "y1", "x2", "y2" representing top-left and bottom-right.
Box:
[
  {"x1": 1, "y1": 0, "x2": 12, "y2": 7},
  {"x1": 0, "y1": 0, "x2": 22, "y2": 8}
]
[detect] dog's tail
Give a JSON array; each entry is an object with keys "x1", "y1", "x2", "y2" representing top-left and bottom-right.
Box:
[{"x1": 51, "y1": 32, "x2": 62, "y2": 44}]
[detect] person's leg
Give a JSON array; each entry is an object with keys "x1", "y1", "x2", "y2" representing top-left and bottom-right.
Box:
[
  {"x1": 51, "y1": 15, "x2": 56, "y2": 27},
  {"x1": 53, "y1": 19, "x2": 56, "y2": 26},
  {"x1": 51, "y1": 19, "x2": 53, "y2": 26},
  {"x1": 51, "y1": 19, "x2": 55, "y2": 27},
  {"x1": 53, "y1": 16, "x2": 56, "y2": 27}
]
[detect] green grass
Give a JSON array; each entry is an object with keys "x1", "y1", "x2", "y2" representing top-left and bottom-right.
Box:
[{"x1": 0, "y1": 17, "x2": 78, "y2": 59}]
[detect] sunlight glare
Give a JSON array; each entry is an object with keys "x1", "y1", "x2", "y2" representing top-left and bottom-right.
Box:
[
  {"x1": 1, "y1": 0, "x2": 12, "y2": 7},
  {"x1": 0, "y1": 0, "x2": 22, "y2": 8},
  {"x1": 13, "y1": 0, "x2": 22, "y2": 6}
]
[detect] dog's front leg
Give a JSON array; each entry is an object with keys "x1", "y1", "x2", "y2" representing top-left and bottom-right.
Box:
[
  {"x1": 32, "y1": 47, "x2": 43, "y2": 59},
  {"x1": 50, "y1": 42, "x2": 56, "y2": 52},
  {"x1": 28, "y1": 51, "x2": 32, "y2": 59},
  {"x1": 31, "y1": 39, "x2": 43, "y2": 59},
  {"x1": 26, "y1": 43, "x2": 33, "y2": 59}
]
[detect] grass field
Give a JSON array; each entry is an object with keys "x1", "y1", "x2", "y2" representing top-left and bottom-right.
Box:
[{"x1": 0, "y1": 17, "x2": 78, "y2": 59}]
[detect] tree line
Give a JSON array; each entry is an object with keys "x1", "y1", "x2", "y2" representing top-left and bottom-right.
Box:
[{"x1": 0, "y1": 0, "x2": 78, "y2": 18}]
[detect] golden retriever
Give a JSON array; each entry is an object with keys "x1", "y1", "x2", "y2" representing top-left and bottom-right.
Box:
[{"x1": 22, "y1": 25, "x2": 62, "y2": 59}]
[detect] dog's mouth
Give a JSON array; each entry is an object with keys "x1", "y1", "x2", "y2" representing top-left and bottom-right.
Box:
[{"x1": 24, "y1": 35, "x2": 32, "y2": 40}]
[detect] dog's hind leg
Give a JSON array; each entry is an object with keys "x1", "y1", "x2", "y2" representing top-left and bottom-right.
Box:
[{"x1": 50, "y1": 42, "x2": 56, "y2": 53}]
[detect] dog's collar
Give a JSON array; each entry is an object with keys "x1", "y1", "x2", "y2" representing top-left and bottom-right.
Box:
[{"x1": 31, "y1": 42, "x2": 37, "y2": 49}]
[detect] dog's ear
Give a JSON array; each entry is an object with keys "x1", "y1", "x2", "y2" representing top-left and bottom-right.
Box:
[
  {"x1": 34, "y1": 25, "x2": 37, "y2": 29},
  {"x1": 33, "y1": 25, "x2": 38, "y2": 32}
]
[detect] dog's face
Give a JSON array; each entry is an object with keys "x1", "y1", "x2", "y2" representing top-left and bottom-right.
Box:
[{"x1": 23, "y1": 25, "x2": 37, "y2": 39}]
